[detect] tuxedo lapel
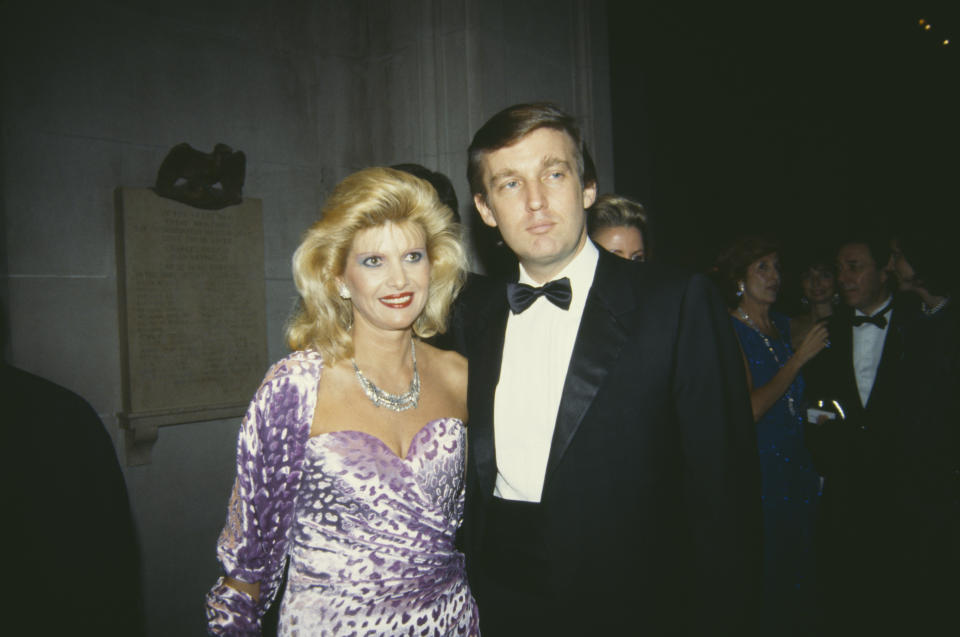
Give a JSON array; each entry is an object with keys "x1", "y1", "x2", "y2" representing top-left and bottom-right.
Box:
[
  {"x1": 836, "y1": 311, "x2": 863, "y2": 417},
  {"x1": 543, "y1": 252, "x2": 634, "y2": 487},
  {"x1": 467, "y1": 280, "x2": 510, "y2": 500},
  {"x1": 826, "y1": 310, "x2": 863, "y2": 416},
  {"x1": 835, "y1": 305, "x2": 904, "y2": 414},
  {"x1": 866, "y1": 306, "x2": 904, "y2": 412}
]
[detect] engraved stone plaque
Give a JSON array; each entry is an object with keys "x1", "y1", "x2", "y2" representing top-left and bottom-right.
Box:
[{"x1": 115, "y1": 188, "x2": 267, "y2": 464}]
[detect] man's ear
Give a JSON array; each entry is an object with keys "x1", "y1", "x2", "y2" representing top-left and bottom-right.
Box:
[
  {"x1": 582, "y1": 180, "x2": 597, "y2": 209},
  {"x1": 474, "y1": 193, "x2": 499, "y2": 228}
]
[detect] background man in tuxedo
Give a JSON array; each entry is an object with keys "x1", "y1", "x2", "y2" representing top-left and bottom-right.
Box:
[
  {"x1": 804, "y1": 236, "x2": 905, "y2": 634},
  {"x1": 455, "y1": 103, "x2": 761, "y2": 635}
]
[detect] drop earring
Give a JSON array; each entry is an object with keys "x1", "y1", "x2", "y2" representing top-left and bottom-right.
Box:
[
  {"x1": 338, "y1": 284, "x2": 351, "y2": 300},
  {"x1": 736, "y1": 281, "x2": 745, "y2": 298}
]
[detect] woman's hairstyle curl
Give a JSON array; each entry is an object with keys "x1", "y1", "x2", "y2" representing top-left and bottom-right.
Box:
[
  {"x1": 713, "y1": 235, "x2": 780, "y2": 308},
  {"x1": 587, "y1": 194, "x2": 650, "y2": 256},
  {"x1": 286, "y1": 167, "x2": 466, "y2": 362},
  {"x1": 587, "y1": 194, "x2": 647, "y2": 233}
]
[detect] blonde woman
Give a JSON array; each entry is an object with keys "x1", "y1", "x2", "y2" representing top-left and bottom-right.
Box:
[{"x1": 206, "y1": 168, "x2": 478, "y2": 635}]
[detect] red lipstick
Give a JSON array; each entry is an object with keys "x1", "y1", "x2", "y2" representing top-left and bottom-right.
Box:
[{"x1": 380, "y1": 292, "x2": 414, "y2": 309}]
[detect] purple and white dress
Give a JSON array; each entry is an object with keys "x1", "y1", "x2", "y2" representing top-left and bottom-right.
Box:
[{"x1": 206, "y1": 350, "x2": 479, "y2": 636}]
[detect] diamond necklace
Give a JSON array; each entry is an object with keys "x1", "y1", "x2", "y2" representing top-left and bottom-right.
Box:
[
  {"x1": 736, "y1": 307, "x2": 798, "y2": 418},
  {"x1": 352, "y1": 339, "x2": 420, "y2": 412}
]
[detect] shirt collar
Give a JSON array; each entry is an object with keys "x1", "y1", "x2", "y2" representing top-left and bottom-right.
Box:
[{"x1": 854, "y1": 295, "x2": 893, "y2": 318}]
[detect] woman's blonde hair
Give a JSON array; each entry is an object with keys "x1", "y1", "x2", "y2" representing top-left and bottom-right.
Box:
[{"x1": 286, "y1": 167, "x2": 466, "y2": 362}]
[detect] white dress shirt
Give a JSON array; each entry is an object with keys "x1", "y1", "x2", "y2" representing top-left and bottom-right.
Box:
[
  {"x1": 852, "y1": 296, "x2": 892, "y2": 407},
  {"x1": 493, "y1": 240, "x2": 599, "y2": 502}
]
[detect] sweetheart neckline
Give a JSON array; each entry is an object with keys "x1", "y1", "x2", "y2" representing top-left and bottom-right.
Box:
[{"x1": 309, "y1": 417, "x2": 464, "y2": 461}]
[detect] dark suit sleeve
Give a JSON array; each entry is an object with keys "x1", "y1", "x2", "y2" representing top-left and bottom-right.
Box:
[
  {"x1": 444, "y1": 288, "x2": 470, "y2": 356},
  {"x1": 670, "y1": 274, "x2": 762, "y2": 635},
  {"x1": 6, "y1": 365, "x2": 144, "y2": 636}
]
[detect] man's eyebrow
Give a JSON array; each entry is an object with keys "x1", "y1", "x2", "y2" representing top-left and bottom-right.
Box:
[
  {"x1": 487, "y1": 168, "x2": 518, "y2": 184},
  {"x1": 487, "y1": 156, "x2": 573, "y2": 186},
  {"x1": 542, "y1": 156, "x2": 571, "y2": 170}
]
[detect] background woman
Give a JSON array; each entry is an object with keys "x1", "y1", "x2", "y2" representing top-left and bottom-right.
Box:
[
  {"x1": 790, "y1": 253, "x2": 838, "y2": 350},
  {"x1": 586, "y1": 193, "x2": 649, "y2": 261},
  {"x1": 715, "y1": 236, "x2": 829, "y2": 635},
  {"x1": 206, "y1": 167, "x2": 479, "y2": 635}
]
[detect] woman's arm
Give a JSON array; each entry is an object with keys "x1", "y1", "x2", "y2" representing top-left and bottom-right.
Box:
[
  {"x1": 745, "y1": 322, "x2": 828, "y2": 422},
  {"x1": 205, "y1": 354, "x2": 320, "y2": 635},
  {"x1": 206, "y1": 392, "x2": 274, "y2": 636}
]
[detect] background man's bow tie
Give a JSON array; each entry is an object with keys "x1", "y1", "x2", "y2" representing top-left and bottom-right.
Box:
[{"x1": 852, "y1": 303, "x2": 892, "y2": 328}]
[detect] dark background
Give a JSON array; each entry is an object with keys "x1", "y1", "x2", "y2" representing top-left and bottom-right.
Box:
[{"x1": 607, "y1": 0, "x2": 958, "y2": 290}]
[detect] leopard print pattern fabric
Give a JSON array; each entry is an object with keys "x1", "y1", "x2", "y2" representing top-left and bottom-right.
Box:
[
  {"x1": 205, "y1": 350, "x2": 478, "y2": 636},
  {"x1": 279, "y1": 420, "x2": 478, "y2": 636}
]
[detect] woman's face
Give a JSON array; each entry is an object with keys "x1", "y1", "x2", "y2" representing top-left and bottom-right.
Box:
[
  {"x1": 591, "y1": 225, "x2": 645, "y2": 261},
  {"x1": 340, "y1": 221, "x2": 431, "y2": 334},
  {"x1": 801, "y1": 265, "x2": 837, "y2": 304},
  {"x1": 743, "y1": 252, "x2": 781, "y2": 306}
]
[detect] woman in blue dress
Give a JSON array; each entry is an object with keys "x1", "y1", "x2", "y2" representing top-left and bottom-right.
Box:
[{"x1": 715, "y1": 236, "x2": 831, "y2": 635}]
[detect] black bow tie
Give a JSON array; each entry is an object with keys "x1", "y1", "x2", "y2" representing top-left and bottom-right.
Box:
[
  {"x1": 852, "y1": 303, "x2": 892, "y2": 329},
  {"x1": 507, "y1": 278, "x2": 572, "y2": 313}
]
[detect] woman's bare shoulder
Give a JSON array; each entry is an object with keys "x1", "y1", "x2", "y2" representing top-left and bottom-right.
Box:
[
  {"x1": 419, "y1": 341, "x2": 465, "y2": 374},
  {"x1": 417, "y1": 341, "x2": 467, "y2": 400}
]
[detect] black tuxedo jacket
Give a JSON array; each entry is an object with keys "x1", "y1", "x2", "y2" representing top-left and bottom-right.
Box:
[
  {"x1": 802, "y1": 301, "x2": 916, "y2": 629},
  {"x1": 453, "y1": 250, "x2": 762, "y2": 635},
  {"x1": 804, "y1": 302, "x2": 906, "y2": 503}
]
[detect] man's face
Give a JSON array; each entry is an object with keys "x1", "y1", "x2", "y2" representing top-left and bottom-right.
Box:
[
  {"x1": 837, "y1": 242, "x2": 888, "y2": 313},
  {"x1": 474, "y1": 128, "x2": 597, "y2": 283}
]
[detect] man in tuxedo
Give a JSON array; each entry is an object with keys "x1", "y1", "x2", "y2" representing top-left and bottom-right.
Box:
[
  {"x1": 455, "y1": 103, "x2": 761, "y2": 635},
  {"x1": 804, "y1": 236, "x2": 907, "y2": 634}
]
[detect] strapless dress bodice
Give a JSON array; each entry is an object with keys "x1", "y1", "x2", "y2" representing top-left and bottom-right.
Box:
[{"x1": 278, "y1": 417, "x2": 479, "y2": 636}]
